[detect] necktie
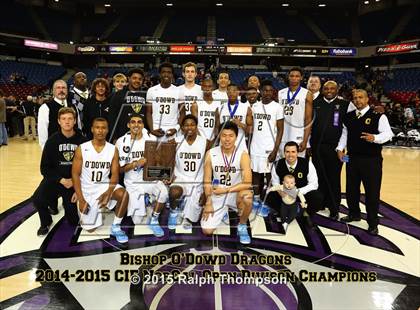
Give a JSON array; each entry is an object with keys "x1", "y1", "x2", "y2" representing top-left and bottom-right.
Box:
[
  {"x1": 289, "y1": 167, "x2": 294, "y2": 173},
  {"x1": 356, "y1": 111, "x2": 362, "y2": 119}
]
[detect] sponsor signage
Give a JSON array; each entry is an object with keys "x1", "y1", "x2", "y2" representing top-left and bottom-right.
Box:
[
  {"x1": 329, "y1": 48, "x2": 356, "y2": 56},
  {"x1": 288, "y1": 47, "x2": 329, "y2": 56},
  {"x1": 227, "y1": 46, "x2": 253, "y2": 54},
  {"x1": 76, "y1": 45, "x2": 97, "y2": 53},
  {"x1": 196, "y1": 45, "x2": 226, "y2": 53},
  {"x1": 135, "y1": 45, "x2": 168, "y2": 53},
  {"x1": 170, "y1": 45, "x2": 195, "y2": 53},
  {"x1": 24, "y1": 39, "x2": 58, "y2": 50},
  {"x1": 255, "y1": 46, "x2": 287, "y2": 54},
  {"x1": 376, "y1": 42, "x2": 419, "y2": 54},
  {"x1": 109, "y1": 46, "x2": 133, "y2": 53}
]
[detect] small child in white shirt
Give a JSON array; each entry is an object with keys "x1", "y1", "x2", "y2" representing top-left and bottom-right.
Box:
[{"x1": 267, "y1": 174, "x2": 307, "y2": 233}]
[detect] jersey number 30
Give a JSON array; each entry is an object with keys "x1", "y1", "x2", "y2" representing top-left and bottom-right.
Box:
[{"x1": 184, "y1": 161, "x2": 196, "y2": 172}]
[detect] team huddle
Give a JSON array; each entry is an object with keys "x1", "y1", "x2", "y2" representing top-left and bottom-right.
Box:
[{"x1": 32, "y1": 62, "x2": 393, "y2": 245}]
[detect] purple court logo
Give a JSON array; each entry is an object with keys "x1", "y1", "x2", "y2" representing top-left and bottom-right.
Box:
[{"x1": 0, "y1": 196, "x2": 419, "y2": 309}]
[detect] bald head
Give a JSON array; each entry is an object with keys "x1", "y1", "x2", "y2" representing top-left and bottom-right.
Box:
[{"x1": 74, "y1": 72, "x2": 87, "y2": 90}]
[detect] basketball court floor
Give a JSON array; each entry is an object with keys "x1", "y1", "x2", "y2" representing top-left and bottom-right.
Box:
[{"x1": 1, "y1": 138, "x2": 419, "y2": 309}]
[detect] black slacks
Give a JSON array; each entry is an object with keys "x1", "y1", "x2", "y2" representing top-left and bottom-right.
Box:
[
  {"x1": 32, "y1": 179, "x2": 79, "y2": 227},
  {"x1": 312, "y1": 143, "x2": 343, "y2": 215},
  {"x1": 346, "y1": 156, "x2": 382, "y2": 228},
  {"x1": 266, "y1": 190, "x2": 323, "y2": 216}
]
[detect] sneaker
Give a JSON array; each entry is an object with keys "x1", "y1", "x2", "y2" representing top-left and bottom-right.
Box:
[
  {"x1": 144, "y1": 194, "x2": 151, "y2": 206},
  {"x1": 182, "y1": 218, "x2": 192, "y2": 230},
  {"x1": 282, "y1": 222, "x2": 289, "y2": 234},
  {"x1": 37, "y1": 225, "x2": 50, "y2": 236},
  {"x1": 237, "y1": 224, "x2": 251, "y2": 244},
  {"x1": 149, "y1": 217, "x2": 164, "y2": 237},
  {"x1": 252, "y1": 199, "x2": 261, "y2": 211},
  {"x1": 257, "y1": 204, "x2": 270, "y2": 217},
  {"x1": 110, "y1": 224, "x2": 128, "y2": 244},
  {"x1": 222, "y1": 212, "x2": 229, "y2": 224},
  {"x1": 168, "y1": 210, "x2": 178, "y2": 230}
]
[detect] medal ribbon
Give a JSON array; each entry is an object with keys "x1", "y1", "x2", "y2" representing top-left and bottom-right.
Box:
[
  {"x1": 287, "y1": 86, "x2": 301, "y2": 105},
  {"x1": 228, "y1": 100, "x2": 239, "y2": 118}
]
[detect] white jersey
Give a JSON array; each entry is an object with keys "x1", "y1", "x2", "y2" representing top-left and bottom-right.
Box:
[
  {"x1": 146, "y1": 84, "x2": 180, "y2": 130},
  {"x1": 219, "y1": 101, "x2": 250, "y2": 148},
  {"x1": 212, "y1": 89, "x2": 228, "y2": 106},
  {"x1": 197, "y1": 99, "x2": 220, "y2": 140},
  {"x1": 178, "y1": 84, "x2": 202, "y2": 115},
  {"x1": 278, "y1": 86, "x2": 309, "y2": 144},
  {"x1": 115, "y1": 133, "x2": 155, "y2": 189},
  {"x1": 251, "y1": 101, "x2": 284, "y2": 156},
  {"x1": 80, "y1": 141, "x2": 116, "y2": 197},
  {"x1": 174, "y1": 135, "x2": 207, "y2": 181},
  {"x1": 210, "y1": 146, "x2": 243, "y2": 188}
]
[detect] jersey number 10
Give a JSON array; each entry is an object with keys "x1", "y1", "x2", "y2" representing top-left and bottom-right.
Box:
[{"x1": 91, "y1": 171, "x2": 103, "y2": 182}]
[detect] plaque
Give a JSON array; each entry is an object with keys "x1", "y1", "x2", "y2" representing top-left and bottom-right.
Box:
[{"x1": 144, "y1": 141, "x2": 176, "y2": 181}]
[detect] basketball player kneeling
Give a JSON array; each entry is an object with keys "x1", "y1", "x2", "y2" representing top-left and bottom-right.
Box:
[
  {"x1": 115, "y1": 114, "x2": 169, "y2": 238},
  {"x1": 168, "y1": 115, "x2": 207, "y2": 230},
  {"x1": 72, "y1": 118, "x2": 129, "y2": 243},
  {"x1": 201, "y1": 121, "x2": 253, "y2": 244}
]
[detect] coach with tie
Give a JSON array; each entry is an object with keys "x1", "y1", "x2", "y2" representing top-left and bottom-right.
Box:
[{"x1": 337, "y1": 89, "x2": 393, "y2": 235}]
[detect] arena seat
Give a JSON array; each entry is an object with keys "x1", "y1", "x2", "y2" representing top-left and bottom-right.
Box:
[
  {"x1": 384, "y1": 68, "x2": 420, "y2": 104},
  {"x1": 0, "y1": 61, "x2": 65, "y2": 99}
]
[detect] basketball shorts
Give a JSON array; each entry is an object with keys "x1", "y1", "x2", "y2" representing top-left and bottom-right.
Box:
[
  {"x1": 172, "y1": 179, "x2": 203, "y2": 222},
  {"x1": 79, "y1": 184, "x2": 123, "y2": 230},
  {"x1": 200, "y1": 192, "x2": 237, "y2": 229}
]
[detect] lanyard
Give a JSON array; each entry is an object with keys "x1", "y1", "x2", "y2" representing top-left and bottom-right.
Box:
[
  {"x1": 221, "y1": 146, "x2": 237, "y2": 179},
  {"x1": 287, "y1": 86, "x2": 301, "y2": 105},
  {"x1": 227, "y1": 101, "x2": 239, "y2": 118}
]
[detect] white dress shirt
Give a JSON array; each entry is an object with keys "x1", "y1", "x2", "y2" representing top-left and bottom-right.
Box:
[
  {"x1": 271, "y1": 158, "x2": 319, "y2": 195},
  {"x1": 37, "y1": 98, "x2": 67, "y2": 149},
  {"x1": 336, "y1": 106, "x2": 394, "y2": 152}
]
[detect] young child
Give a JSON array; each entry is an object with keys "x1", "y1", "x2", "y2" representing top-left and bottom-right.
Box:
[{"x1": 267, "y1": 174, "x2": 307, "y2": 233}]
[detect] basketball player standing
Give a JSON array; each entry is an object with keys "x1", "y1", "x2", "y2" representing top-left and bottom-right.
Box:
[{"x1": 278, "y1": 67, "x2": 313, "y2": 156}]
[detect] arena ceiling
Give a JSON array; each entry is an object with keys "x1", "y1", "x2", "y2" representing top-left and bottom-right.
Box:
[{"x1": 15, "y1": 0, "x2": 387, "y2": 9}]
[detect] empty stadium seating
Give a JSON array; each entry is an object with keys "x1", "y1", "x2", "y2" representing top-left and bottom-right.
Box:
[
  {"x1": 384, "y1": 68, "x2": 420, "y2": 104},
  {"x1": 0, "y1": 61, "x2": 66, "y2": 99}
]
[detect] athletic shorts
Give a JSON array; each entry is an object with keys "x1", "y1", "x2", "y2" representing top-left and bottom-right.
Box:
[
  {"x1": 126, "y1": 181, "x2": 168, "y2": 217},
  {"x1": 200, "y1": 192, "x2": 237, "y2": 229},
  {"x1": 172, "y1": 180, "x2": 203, "y2": 222},
  {"x1": 79, "y1": 184, "x2": 123, "y2": 230}
]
